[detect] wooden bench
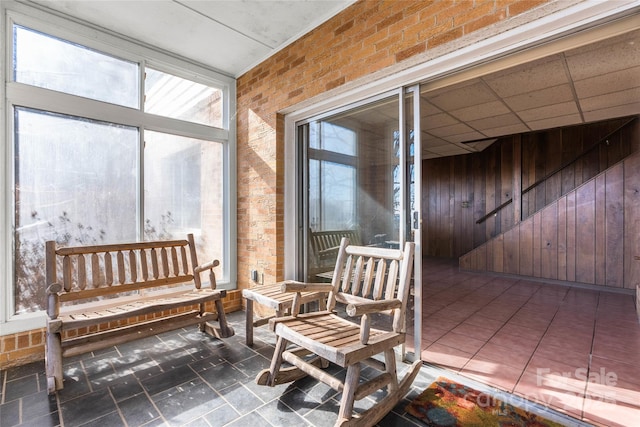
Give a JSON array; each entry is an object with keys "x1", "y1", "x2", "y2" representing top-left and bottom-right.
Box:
[
  {"x1": 309, "y1": 229, "x2": 362, "y2": 279},
  {"x1": 44, "y1": 233, "x2": 234, "y2": 393}
]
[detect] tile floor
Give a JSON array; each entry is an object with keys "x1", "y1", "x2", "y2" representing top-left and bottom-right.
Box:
[
  {"x1": 1, "y1": 260, "x2": 637, "y2": 427},
  {"x1": 414, "y1": 258, "x2": 640, "y2": 427}
]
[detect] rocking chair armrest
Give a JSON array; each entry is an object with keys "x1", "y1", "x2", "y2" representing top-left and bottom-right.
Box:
[
  {"x1": 346, "y1": 299, "x2": 402, "y2": 317},
  {"x1": 194, "y1": 259, "x2": 220, "y2": 274},
  {"x1": 280, "y1": 281, "x2": 334, "y2": 293}
]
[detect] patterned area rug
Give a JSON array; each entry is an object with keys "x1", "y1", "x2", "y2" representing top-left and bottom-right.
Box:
[{"x1": 406, "y1": 377, "x2": 565, "y2": 427}]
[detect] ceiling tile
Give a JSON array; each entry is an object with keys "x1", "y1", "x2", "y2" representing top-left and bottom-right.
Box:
[
  {"x1": 183, "y1": 1, "x2": 345, "y2": 48},
  {"x1": 528, "y1": 114, "x2": 583, "y2": 131},
  {"x1": 504, "y1": 84, "x2": 574, "y2": 111},
  {"x1": 425, "y1": 80, "x2": 497, "y2": 111},
  {"x1": 422, "y1": 112, "x2": 460, "y2": 130},
  {"x1": 583, "y1": 104, "x2": 640, "y2": 122},
  {"x1": 518, "y1": 101, "x2": 580, "y2": 122},
  {"x1": 450, "y1": 100, "x2": 510, "y2": 122},
  {"x1": 422, "y1": 133, "x2": 451, "y2": 148},
  {"x1": 565, "y1": 30, "x2": 640, "y2": 81},
  {"x1": 579, "y1": 87, "x2": 640, "y2": 113},
  {"x1": 445, "y1": 131, "x2": 487, "y2": 144},
  {"x1": 484, "y1": 55, "x2": 568, "y2": 97},
  {"x1": 427, "y1": 122, "x2": 475, "y2": 138},
  {"x1": 574, "y1": 66, "x2": 640, "y2": 99},
  {"x1": 481, "y1": 123, "x2": 530, "y2": 138},
  {"x1": 467, "y1": 113, "x2": 523, "y2": 131}
]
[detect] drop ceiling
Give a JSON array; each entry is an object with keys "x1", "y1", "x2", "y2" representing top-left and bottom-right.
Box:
[{"x1": 420, "y1": 28, "x2": 640, "y2": 159}]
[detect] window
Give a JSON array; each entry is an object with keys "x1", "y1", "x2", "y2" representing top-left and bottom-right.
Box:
[
  {"x1": 307, "y1": 122, "x2": 358, "y2": 231},
  {"x1": 3, "y1": 5, "x2": 235, "y2": 329}
]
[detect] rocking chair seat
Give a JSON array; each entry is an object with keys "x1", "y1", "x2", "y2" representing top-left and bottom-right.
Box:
[{"x1": 272, "y1": 312, "x2": 403, "y2": 367}]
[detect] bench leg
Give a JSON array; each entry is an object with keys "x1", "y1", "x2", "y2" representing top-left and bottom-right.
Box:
[
  {"x1": 214, "y1": 299, "x2": 234, "y2": 338},
  {"x1": 245, "y1": 299, "x2": 254, "y2": 346},
  {"x1": 45, "y1": 330, "x2": 63, "y2": 393}
]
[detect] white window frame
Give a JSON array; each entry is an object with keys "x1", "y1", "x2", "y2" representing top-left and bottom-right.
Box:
[{"x1": 0, "y1": 1, "x2": 237, "y2": 335}]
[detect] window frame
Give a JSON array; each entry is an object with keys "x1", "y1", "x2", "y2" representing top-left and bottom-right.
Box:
[{"x1": 1, "y1": 1, "x2": 237, "y2": 334}]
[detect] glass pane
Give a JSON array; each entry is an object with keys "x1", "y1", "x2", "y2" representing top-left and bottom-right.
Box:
[
  {"x1": 309, "y1": 122, "x2": 357, "y2": 155},
  {"x1": 13, "y1": 25, "x2": 139, "y2": 108},
  {"x1": 14, "y1": 108, "x2": 138, "y2": 314},
  {"x1": 144, "y1": 131, "x2": 225, "y2": 285},
  {"x1": 305, "y1": 95, "x2": 400, "y2": 281},
  {"x1": 145, "y1": 68, "x2": 223, "y2": 128},
  {"x1": 309, "y1": 160, "x2": 356, "y2": 230}
]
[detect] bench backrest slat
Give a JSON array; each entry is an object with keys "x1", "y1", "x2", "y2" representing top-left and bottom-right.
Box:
[
  {"x1": 63, "y1": 256, "x2": 72, "y2": 292},
  {"x1": 77, "y1": 255, "x2": 86, "y2": 290},
  {"x1": 141, "y1": 249, "x2": 149, "y2": 280},
  {"x1": 105, "y1": 253, "x2": 113, "y2": 285},
  {"x1": 114, "y1": 251, "x2": 122, "y2": 284},
  {"x1": 128, "y1": 250, "x2": 136, "y2": 283}
]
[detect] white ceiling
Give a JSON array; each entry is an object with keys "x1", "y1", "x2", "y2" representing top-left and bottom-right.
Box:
[{"x1": 31, "y1": 0, "x2": 356, "y2": 77}]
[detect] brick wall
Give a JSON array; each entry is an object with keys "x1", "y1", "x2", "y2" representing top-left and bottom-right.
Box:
[{"x1": 236, "y1": 0, "x2": 554, "y2": 294}]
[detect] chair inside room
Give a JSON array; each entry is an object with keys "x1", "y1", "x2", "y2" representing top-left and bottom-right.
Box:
[{"x1": 256, "y1": 237, "x2": 422, "y2": 426}]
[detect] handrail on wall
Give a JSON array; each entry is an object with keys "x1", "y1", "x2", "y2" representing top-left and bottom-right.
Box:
[{"x1": 476, "y1": 116, "x2": 638, "y2": 225}]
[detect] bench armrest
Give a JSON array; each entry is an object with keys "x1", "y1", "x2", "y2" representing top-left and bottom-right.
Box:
[
  {"x1": 345, "y1": 299, "x2": 401, "y2": 317},
  {"x1": 194, "y1": 259, "x2": 220, "y2": 274},
  {"x1": 194, "y1": 259, "x2": 220, "y2": 290}
]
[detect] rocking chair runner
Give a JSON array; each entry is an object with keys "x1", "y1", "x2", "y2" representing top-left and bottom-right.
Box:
[{"x1": 256, "y1": 238, "x2": 422, "y2": 426}]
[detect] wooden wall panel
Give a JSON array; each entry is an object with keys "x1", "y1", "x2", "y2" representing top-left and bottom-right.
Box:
[
  {"x1": 492, "y1": 235, "x2": 504, "y2": 273},
  {"x1": 595, "y1": 174, "x2": 606, "y2": 285},
  {"x1": 533, "y1": 212, "x2": 542, "y2": 278},
  {"x1": 503, "y1": 228, "x2": 518, "y2": 274},
  {"x1": 576, "y1": 181, "x2": 595, "y2": 284},
  {"x1": 566, "y1": 192, "x2": 577, "y2": 282},
  {"x1": 557, "y1": 196, "x2": 567, "y2": 281},
  {"x1": 605, "y1": 163, "x2": 624, "y2": 288},
  {"x1": 624, "y1": 153, "x2": 640, "y2": 290},
  {"x1": 519, "y1": 219, "x2": 533, "y2": 276},
  {"x1": 540, "y1": 203, "x2": 558, "y2": 280}
]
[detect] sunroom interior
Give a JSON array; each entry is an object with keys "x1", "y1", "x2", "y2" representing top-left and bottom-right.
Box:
[{"x1": 1, "y1": 1, "x2": 639, "y2": 427}]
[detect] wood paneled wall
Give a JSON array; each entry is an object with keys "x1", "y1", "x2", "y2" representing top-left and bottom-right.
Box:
[
  {"x1": 422, "y1": 116, "x2": 639, "y2": 259},
  {"x1": 459, "y1": 150, "x2": 640, "y2": 290}
]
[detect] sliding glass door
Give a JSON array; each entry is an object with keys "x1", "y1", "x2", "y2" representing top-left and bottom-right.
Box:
[{"x1": 296, "y1": 88, "x2": 422, "y2": 360}]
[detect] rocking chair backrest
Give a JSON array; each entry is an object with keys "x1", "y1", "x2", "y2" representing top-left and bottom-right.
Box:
[{"x1": 327, "y1": 237, "x2": 415, "y2": 334}]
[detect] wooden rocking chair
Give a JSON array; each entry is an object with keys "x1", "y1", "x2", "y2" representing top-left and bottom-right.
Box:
[{"x1": 256, "y1": 238, "x2": 422, "y2": 426}]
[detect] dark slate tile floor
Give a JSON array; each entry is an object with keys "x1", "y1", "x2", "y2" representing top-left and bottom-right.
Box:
[{"x1": 1, "y1": 310, "x2": 588, "y2": 427}]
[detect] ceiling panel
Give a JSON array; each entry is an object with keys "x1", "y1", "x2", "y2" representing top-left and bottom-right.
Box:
[
  {"x1": 420, "y1": 28, "x2": 640, "y2": 159},
  {"x1": 31, "y1": 0, "x2": 356, "y2": 77}
]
